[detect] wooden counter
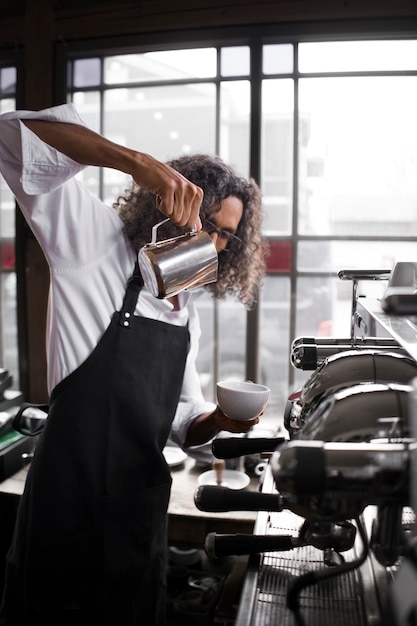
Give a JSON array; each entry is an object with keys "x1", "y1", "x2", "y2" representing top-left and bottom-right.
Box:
[
  {"x1": 0, "y1": 456, "x2": 258, "y2": 550},
  {"x1": 0, "y1": 464, "x2": 29, "y2": 497},
  {"x1": 168, "y1": 456, "x2": 257, "y2": 547}
]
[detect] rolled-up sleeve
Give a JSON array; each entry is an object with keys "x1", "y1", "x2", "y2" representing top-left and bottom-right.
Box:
[{"x1": 0, "y1": 104, "x2": 87, "y2": 197}]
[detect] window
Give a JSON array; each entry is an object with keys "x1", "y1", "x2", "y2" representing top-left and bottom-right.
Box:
[
  {"x1": 63, "y1": 35, "x2": 417, "y2": 426},
  {"x1": 66, "y1": 46, "x2": 252, "y2": 405},
  {"x1": 292, "y1": 39, "x2": 417, "y2": 391},
  {"x1": 0, "y1": 65, "x2": 18, "y2": 388}
]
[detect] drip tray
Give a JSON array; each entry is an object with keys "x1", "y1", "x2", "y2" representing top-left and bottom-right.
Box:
[
  {"x1": 245, "y1": 510, "x2": 369, "y2": 626},
  {"x1": 255, "y1": 542, "x2": 366, "y2": 625}
]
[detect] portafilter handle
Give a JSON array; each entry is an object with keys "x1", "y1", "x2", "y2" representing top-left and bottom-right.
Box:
[
  {"x1": 151, "y1": 218, "x2": 197, "y2": 243},
  {"x1": 194, "y1": 485, "x2": 283, "y2": 513},
  {"x1": 212, "y1": 437, "x2": 286, "y2": 459},
  {"x1": 205, "y1": 532, "x2": 296, "y2": 558}
]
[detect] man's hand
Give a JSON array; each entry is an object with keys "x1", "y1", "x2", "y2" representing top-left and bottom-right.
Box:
[
  {"x1": 213, "y1": 407, "x2": 260, "y2": 434},
  {"x1": 133, "y1": 153, "x2": 203, "y2": 231},
  {"x1": 184, "y1": 407, "x2": 260, "y2": 448}
]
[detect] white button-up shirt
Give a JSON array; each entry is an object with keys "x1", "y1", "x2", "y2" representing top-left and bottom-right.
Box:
[{"x1": 0, "y1": 104, "x2": 215, "y2": 458}]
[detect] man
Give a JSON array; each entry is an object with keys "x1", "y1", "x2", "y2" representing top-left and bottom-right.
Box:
[{"x1": 0, "y1": 104, "x2": 266, "y2": 625}]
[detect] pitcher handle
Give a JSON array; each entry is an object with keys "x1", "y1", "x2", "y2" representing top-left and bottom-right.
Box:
[
  {"x1": 151, "y1": 218, "x2": 170, "y2": 244},
  {"x1": 151, "y1": 219, "x2": 197, "y2": 244}
]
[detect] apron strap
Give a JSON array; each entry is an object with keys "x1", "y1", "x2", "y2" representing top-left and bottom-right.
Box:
[{"x1": 119, "y1": 263, "x2": 143, "y2": 328}]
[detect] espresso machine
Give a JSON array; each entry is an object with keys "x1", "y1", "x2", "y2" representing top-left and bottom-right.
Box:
[{"x1": 195, "y1": 263, "x2": 417, "y2": 626}]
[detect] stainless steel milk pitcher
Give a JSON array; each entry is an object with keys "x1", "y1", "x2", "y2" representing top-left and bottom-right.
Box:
[{"x1": 138, "y1": 218, "x2": 218, "y2": 298}]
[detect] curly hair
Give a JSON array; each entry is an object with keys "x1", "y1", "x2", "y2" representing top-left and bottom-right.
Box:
[{"x1": 114, "y1": 154, "x2": 267, "y2": 308}]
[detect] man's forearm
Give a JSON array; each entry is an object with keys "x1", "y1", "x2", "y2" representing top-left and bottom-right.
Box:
[
  {"x1": 22, "y1": 119, "x2": 203, "y2": 229},
  {"x1": 184, "y1": 410, "x2": 222, "y2": 447},
  {"x1": 23, "y1": 120, "x2": 141, "y2": 173}
]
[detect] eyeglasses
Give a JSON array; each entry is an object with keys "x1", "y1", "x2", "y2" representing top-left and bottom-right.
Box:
[{"x1": 203, "y1": 219, "x2": 242, "y2": 249}]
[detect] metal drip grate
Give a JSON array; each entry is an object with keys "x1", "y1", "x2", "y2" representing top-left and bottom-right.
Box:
[{"x1": 250, "y1": 510, "x2": 367, "y2": 626}]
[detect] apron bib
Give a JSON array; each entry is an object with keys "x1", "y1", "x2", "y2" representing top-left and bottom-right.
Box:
[{"x1": 0, "y1": 268, "x2": 190, "y2": 626}]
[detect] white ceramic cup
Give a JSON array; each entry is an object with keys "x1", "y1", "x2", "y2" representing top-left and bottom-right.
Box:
[{"x1": 216, "y1": 380, "x2": 270, "y2": 421}]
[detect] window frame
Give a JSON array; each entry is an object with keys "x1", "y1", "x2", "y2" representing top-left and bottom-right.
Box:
[
  {"x1": 0, "y1": 47, "x2": 24, "y2": 392},
  {"x1": 54, "y1": 19, "x2": 417, "y2": 407}
]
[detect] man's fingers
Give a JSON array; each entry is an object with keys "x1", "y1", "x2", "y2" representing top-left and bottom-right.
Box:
[
  {"x1": 132, "y1": 156, "x2": 203, "y2": 230},
  {"x1": 157, "y1": 183, "x2": 203, "y2": 230}
]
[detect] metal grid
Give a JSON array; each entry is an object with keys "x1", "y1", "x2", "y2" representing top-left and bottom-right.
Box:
[
  {"x1": 238, "y1": 507, "x2": 416, "y2": 625},
  {"x1": 250, "y1": 510, "x2": 367, "y2": 626}
]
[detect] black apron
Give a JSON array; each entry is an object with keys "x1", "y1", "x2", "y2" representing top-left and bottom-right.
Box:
[{"x1": 0, "y1": 268, "x2": 190, "y2": 626}]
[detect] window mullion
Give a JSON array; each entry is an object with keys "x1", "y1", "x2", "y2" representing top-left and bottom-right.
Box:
[
  {"x1": 288, "y1": 42, "x2": 299, "y2": 389},
  {"x1": 245, "y1": 40, "x2": 262, "y2": 384}
]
